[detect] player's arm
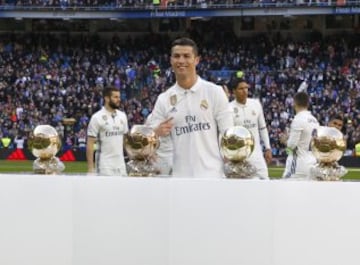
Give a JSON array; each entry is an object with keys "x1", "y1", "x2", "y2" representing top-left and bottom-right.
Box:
[
  {"x1": 148, "y1": 93, "x2": 174, "y2": 137},
  {"x1": 257, "y1": 101, "x2": 272, "y2": 163},
  {"x1": 286, "y1": 119, "x2": 302, "y2": 151},
  {"x1": 124, "y1": 113, "x2": 129, "y2": 134},
  {"x1": 86, "y1": 136, "x2": 96, "y2": 173},
  {"x1": 214, "y1": 85, "x2": 234, "y2": 135},
  {"x1": 86, "y1": 116, "x2": 99, "y2": 173}
]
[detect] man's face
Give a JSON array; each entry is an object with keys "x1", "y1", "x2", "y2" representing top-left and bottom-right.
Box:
[
  {"x1": 234, "y1": 81, "x2": 249, "y2": 104},
  {"x1": 329, "y1": 119, "x2": 343, "y2": 131},
  {"x1": 106, "y1": 91, "x2": 121, "y2": 109},
  {"x1": 170, "y1": 45, "x2": 199, "y2": 79}
]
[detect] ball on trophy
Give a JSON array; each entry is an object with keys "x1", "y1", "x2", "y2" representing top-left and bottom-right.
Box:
[
  {"x1": 311, "y1": 126, "x2": 346, "y2": 163},
  {"x1": 310, "y1": 126, "x2": 347, "y2": 181},
  {"x1": 124, "y1": 125, "x2": 160, "y2": 176},
  {"x1": 220, "y1": 126, "x2": 256, "y2": 178},
  {"x1": 28, "y1": 125, "x2": 65, "y2": 174}
]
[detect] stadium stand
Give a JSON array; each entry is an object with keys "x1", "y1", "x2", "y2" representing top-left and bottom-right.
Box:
[
  {"x1": 2, "y1": 0, "x2": 358, "y2": 9},
  {"x1": 0, "y1": 31, "x2": 359, "y2": 159}
]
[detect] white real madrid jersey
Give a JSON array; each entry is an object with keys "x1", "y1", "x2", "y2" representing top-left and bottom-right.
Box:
[
  {"x1": 287, "y1": 110, "x2": 319, "y2": 158},
  {"x1": 87, "y1": 107, "x2": 128, "y2": 174},
  {"x1": 149, "y1": 77, "x2": 234, "y2": 178},
  {"x1": 229, "y1": 98, "x2": 271, "y2": 155}
]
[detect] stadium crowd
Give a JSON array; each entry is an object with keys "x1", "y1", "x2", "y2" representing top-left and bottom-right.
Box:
[
  {"x1": 0, "y1": 31, "x2": 359, "y2": 156},
  {"x1": 1, "y1": 0, "x2": 349, "y2": 9}
]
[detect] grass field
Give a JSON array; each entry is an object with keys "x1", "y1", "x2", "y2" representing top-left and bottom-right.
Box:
[{"x1": 0, "y1": 160, "x2": 359, "y2": 179}]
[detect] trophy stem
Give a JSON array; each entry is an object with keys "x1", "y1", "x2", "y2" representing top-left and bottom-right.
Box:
[
  {"x1": 33, "y1": 157, "x2": 65, "y2": 175},
  {"x1": 310, "y1": 162, "x2": 348, "y2": 181},
  {"x1": 225, "y1": 160, "x2": 257, "y2": 179},
  {"x1": 127, "y1": 159, "x2": 160, "y2": 177}
]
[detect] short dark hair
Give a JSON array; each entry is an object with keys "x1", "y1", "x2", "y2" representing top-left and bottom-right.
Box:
[
  {"x1": 103, "y1": 86, "x2": 119, "y2": 98},
  {"x1": 330, "y1": 114, "x2": 344, "y2": 122},
  {"x1": 171, "y1": 37, "x2": 199, "y2": 56},
  {"x1": 294, "y1": 92, "x2": 309, "y2": 108},
  {"x1": 231, "y1": 77, "x2": 247, "y2": 90}
]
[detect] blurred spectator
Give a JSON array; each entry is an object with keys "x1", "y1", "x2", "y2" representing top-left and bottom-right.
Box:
[
  {"x1": 14, "y1": 134, "x2": 25, "y2": 149},
  {"x1": 1, "y1": 135, "x2": 12, "y2": 148},
  {"x1": 1, "y1": 0, "x2": 346, "y2": 8}
]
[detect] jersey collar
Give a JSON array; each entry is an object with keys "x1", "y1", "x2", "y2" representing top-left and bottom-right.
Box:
[
  {"x1": 174, "y1": 76, "x2": 200, "y2": 94},
  {"x1": 234, "y1": 99, "x2": 248, "y2": 107},
  {"x1": 102, "y1": 106, "x2": 116, "y2": 116}
]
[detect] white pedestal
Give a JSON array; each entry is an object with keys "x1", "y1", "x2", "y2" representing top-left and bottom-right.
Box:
[{"x1": 0, "y1": 175, "x2": 359, "y2": 265}]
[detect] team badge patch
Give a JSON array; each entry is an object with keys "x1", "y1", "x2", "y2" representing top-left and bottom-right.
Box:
[
  {"x1": 252, "y1": 110, "x2": 256, "y2": 116},
  {"x1": 102, "y1": 115, "x2": 107, "y2": 121},
  {"x1": 200, "y1": 99, "x2": 208, "y2": 110},
  {"x1": 234, "y1": 107, "x2": 239, "y2": 118},
  {"x1": 170, "y1": 95, "x2": 177, "y2": 106}
]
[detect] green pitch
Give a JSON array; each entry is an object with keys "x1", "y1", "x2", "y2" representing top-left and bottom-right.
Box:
[
  {"x1": 0, "y1": 161, "x2": 87, "y2": 174},
  {"x1": 0, "y1": 161, "x2": 359, "y2": 180},
  {"x1": 268, "y1": 167, "x2": 360, "y2": 180}
]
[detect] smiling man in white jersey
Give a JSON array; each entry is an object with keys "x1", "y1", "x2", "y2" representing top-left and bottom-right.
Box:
[
  {"x1": 229, "y1": 79, "x2": 272, "y2": 179},
  {"x1": 282, "y1": 92, "x2": 319, "y2": 179},
  {"x1": 86, "y1": 86, "x2": 129, "y2": 176},
  {"x1": 148, "y1": 37, "x2": 234, "y2": 178}
]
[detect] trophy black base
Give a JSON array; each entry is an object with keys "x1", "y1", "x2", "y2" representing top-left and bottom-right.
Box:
[
  {"x1": 127, "y1": 160, "x2": 160, "y2": 177},
  {"x1": 33, "y1": 157, "x2": 65, "y2": 175},
  {"x1": 224, "y1": 160, "x2": 257, "y2": 179},
  {"x1": 310, "y1": 162, "x2": 348, "y2": 181}
]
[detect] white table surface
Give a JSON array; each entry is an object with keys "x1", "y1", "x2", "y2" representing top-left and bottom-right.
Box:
[{"x1": 0, "y1": 174, "x2": 359, "y2": 265}]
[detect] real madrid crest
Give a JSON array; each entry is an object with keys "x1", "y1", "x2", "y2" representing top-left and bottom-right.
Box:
[
  {"x1": 102, "y1": 115, "x2": 107, "y2": 121},
  {"x1": 234, "y1": 107, "x2": 239, "y2": 117},
  {"x1": 170, "y1": 94, "x2": 177, "y2": 106},
  {"x1": 200, "y1": 99, "x2": 208, "y2": 110}
]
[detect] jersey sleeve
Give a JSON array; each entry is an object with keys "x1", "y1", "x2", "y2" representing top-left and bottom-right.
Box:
[
  {"x1": 287, "y1": 117, "x2": 303, "y2": 150},
  {"x1": 147, "y1": 93, "x2": 168, "y2": 130},
  {"x1": 213, "y1": 85, "x2": 234, "y2": 134},
  {"x1": 123, "y1": 113, "x2": 129, "y2": 134},
  {"x1": 257, "y1": 100, "x2": 271, "y2": 150},
  {"x1": 87, "y1": 115, "x2": 100, "y2": 138}
]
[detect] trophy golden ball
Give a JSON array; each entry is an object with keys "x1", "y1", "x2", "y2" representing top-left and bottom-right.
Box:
[
  {"x1": 220, "y1": 126, "x2": 255, "y2": 162},
  {"x1": 311, "y1": 126, "x2": 346, "y2": 164},
  {"x1": 28, "y1": 125, "x2": 61, "y2": 160},
  {"x1": 124, "y1": 125, "x2": 159, "y2": 161}
]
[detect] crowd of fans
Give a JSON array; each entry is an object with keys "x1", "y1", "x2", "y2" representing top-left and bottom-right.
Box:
[
  {"x1": 0, "y1": 30, "x2": 359, "y2": 156},
  {"x1": 0, "y1": 0, "x2": 352, "y2": 9}
]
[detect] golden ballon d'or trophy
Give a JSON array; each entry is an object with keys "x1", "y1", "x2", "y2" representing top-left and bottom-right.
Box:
[
  {"x1": 220, "y1": 126, "x2": 257, "y2": 178},
  {"x1": 310, "y1": 126, "x2": 348, "y2": 181},
  {"x1": 124, "y1": 125, "x2": 160, "y2": 177},
  {"x1": 28, "y1": 125, "x2": 65, "y2": 174}
]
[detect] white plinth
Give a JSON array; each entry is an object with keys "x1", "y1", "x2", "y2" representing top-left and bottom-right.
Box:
[{"x1": 0, "y1": 175, "x2": 359, "y2": 265}]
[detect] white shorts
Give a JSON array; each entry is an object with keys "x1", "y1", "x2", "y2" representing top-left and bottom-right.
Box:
[
  {"x1": 155, "y1": 149, "x2": 173, "y2": 175},
  {"x1": 282, "y1": 154, "x2": 316, "y2": 179},
  {"x1": 98, "y1": 167, "x2": 127, "y2": 176},
  {"x1": 152, "y1": 157, "x2": 172, "y2": 175},
  {"x1": 247, "y1": 152, "x2": 269, "y2": 180}
]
